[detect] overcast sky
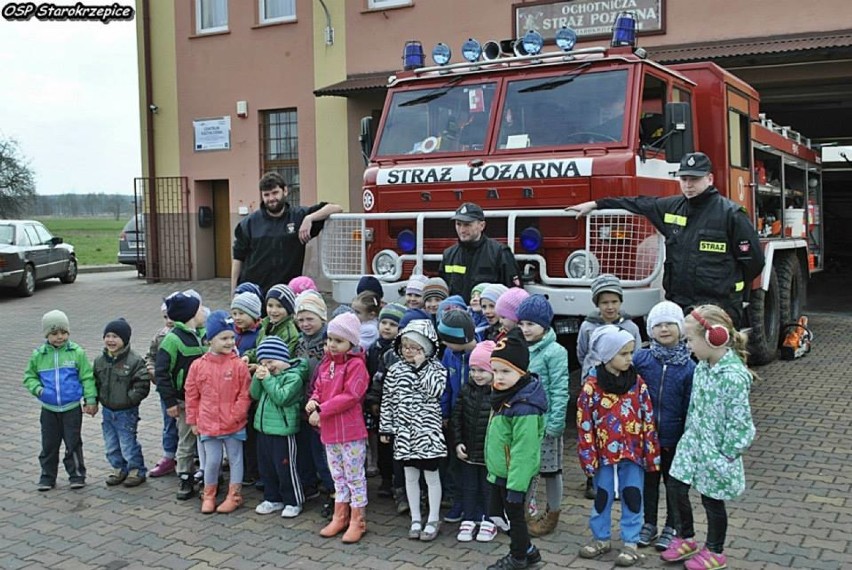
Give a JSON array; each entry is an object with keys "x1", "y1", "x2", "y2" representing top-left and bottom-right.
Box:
[{"x1": 0, "y1": 3, "x2": 140, "y2": 195}]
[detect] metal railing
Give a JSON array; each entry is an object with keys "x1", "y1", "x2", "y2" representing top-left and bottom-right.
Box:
[{"x1": 320, "y1": 209, "x2": 663, "y2": 287}]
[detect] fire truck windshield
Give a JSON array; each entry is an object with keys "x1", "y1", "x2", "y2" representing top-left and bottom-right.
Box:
[
  {"x1": 376, "y1": 81, "x2": 497, "y2": 156},
  {"x1": 499, "y1": 69, "x2": 628, "y2": 147}
]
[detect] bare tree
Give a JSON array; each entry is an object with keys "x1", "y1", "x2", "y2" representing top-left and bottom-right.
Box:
[{"x1": 0, "y1": 138, "x2": 36, "y2": 218}]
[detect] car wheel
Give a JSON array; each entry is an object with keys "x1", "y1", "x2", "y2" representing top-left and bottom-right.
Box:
[
  {"x1": 17, "y1": 265, "x2": 35, "y2": 297},
  {"x1": 60, "y1": 257, "x2": 78, "y2": 284}
]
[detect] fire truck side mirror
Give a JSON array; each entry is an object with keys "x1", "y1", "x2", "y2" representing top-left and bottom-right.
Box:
[
  {"x1": 663, "y1": 102, "x2": 694, "y2": 163},
  {"x1": 360, "y1": 116, "x2": 375, "y2": 166}
]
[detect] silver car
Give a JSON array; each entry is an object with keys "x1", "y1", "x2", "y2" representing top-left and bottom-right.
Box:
[
  {"x1": 117, "y1": 214, "x2": 146, "y2": 276},
  {"x1": 0, "y1": 220, "x2": 78, "y2": 296}
]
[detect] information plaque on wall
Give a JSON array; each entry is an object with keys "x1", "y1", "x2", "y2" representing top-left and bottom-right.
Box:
[
  {"x1": 514, "y1": 0, "x2": 665, "y2": 42},
  {"x1": 193, "y1": 116, "x2": 231, "y2": 151}
]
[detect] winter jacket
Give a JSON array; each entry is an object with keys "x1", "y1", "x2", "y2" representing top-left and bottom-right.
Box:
[
  {"x1": 485, "y1": 376, "x2": 547, "y2": 495},
  {"x1": 598, "y1": 188, "x2": 764, "y2": 324},
  {"x1": 527, "y1": 328, "x2": 569, "y2": 437},
  {"x1": 364, "y1": 336, "x2": 398, "y2": 410},
  {"x1": 632, "y1": 344, "x2": 695, "y2": 448},
  {"x1": 670, "y1": 349, "x2": 755, "y2": 500},
  {"x1": 576, "y1": 366, "x2": 661, "y2": 476},
  {"x1": 441, "y1": 347, "x2": 471, "y2": 419},
  {"x1": 484, "y1": 321, "x2": 503, "y2": 342},
  {"x1": 185, "y1": 351, "x2": 252, "y2": 437},
  {"x1": 296, "y1": 326, "x2": 327, "y2": 393},
  {"x1": 154, "y1": 322, "x2": 206, "y2": 408},
  {"x1": 310, "y1": 349, "x2": 369, "y2": 445},
  {"x1": 577, "y1": 311, "x2": 643, "y2": 376},
  {"x1": 234, "y1": 322, "x2": 261, "y2": 356},
  {"x1": 439, "y1": 235, "x2": 521, "y2": 302},
  {"x1": 145, "y1": 325, "x2": 171, "y2": 370},
  {"x1": 23, "y1": 340, "x2": 97, "y2": 413},
  {"x1": 380, "y1": 319, "x2": 448, "y2": 461},
  {"x1": 245, "y1": 316, "x2": 300, "y2": 364},
  {"x1": 250, "y1": 358, "x2": 308, "y2": 436},
  {"x1": 93, "y1": 345, "x2": 150, "y2": 411},
  {"x1": 232, "y1": 202, "x2": 328, "y2": 294},
  {"x1": 450, "y1": 378, "x2": 492, "y2": 465}
]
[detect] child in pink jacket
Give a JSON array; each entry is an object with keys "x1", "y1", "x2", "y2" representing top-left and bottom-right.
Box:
[
  {"x1": 185, "y1": 311, "x2": 252, "y2": 515},
  {"x1": 306, "y1": 312, "x2": 370, "y2": 544}
]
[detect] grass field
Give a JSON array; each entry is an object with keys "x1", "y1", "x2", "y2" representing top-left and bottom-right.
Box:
[{"x1": 36, "y1": 217, "x2": 126, "y2": 266}]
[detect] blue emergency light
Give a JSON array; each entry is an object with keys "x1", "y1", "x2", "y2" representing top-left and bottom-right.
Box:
[
  {"x1": 611, "y1": 12, "x2": 637, "y2": 47},
  {"x1": 520, "y1": 227, "x2": 543, "y2": 252},
  {"x1": 522, "y1": 30, "x2": 544, "y2": 55},
  {"x1": 432, "y1": 43, "x2": 452, "y2": 66},
  {"x1": 461, "y1": 38, "x2": 482, "y2": 62},
  {"x1": 555, "y1": 27, "x2": 577, "y2": 51},
  {"x1": 397, "y1": 229, "x2": 417, "y2": 254},
  {"x1": 403, "y1": 41, "x2": 424, "y2": 70}
]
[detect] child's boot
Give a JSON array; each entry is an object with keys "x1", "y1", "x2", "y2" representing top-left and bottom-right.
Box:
[
  {"x1": 528, "y1": 508, "x2": 560, "y2": 537},
  {"x1": 201, "y1": 484, "x2": 218, "y2": 514},
  {"x1": 320, "y1": 502, "x2": 350, "y2": 537},
  {"x1": 342, "y1": 506, "x2": 366, "y2": 543},
  {"x1": 216, "y1": 484, "x2": 243, "y2": 513}
]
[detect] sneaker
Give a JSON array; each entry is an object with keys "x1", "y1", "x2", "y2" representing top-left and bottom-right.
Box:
[
  {"x1": 123, "y1": 469, "x2": 146, "y2": 487},
  {"x1": 148, "y1": 457, "x2": 176, "y2": 478},
  {"x1": 443, "y1": 502, "x2": 464, "y2": 523},
  {"x1": 281, "y1": 505, "x2": 303, "y2": 518},
  {"x1": 684, "y1": 548, "x2": 727, "y2": 570},
  {"x1": 660, "y1": 537, "x2": 699, "y2": 562},
  {"x1": 303, "y1": 487, "x2": 320, "y2": 501},
  {"x1": 486, "y1": 552, "x2": 529, "y2": 570},
  {"x1": 177, "y1": 473, "x2": 195, "y2": 500},
  {"x1": 457, "y1": 521, "x2": 477, "y2": 542},
  {"x1": 578, "y1": 538, "x2": 611, "y2": 559},
  {"x1": 321, "y1": 493, "x2": 334, "y2": 520},
  {"x1": 106, "y1": 468, "x2": 127, "y2": 486},
  {"x1": 490, "y1": 515, "x2": 511, "y2": 532},
  {"x1": 69, "y1": 480, "x2": 86, "y2": 489},
  {"x1": 37, "y1": 481, "x2": 55, "y2": 492},
  {"x1": 638, "y1": 522, "x2": 658, "y2": 547},
  {"x1": 584, "y1": 477, "x2": 596, "y2": 499},
  {"x1": 526, "y1": 545, "x2": 542, "y2": 565},
  {"x1": 655, "y1": 526, "x2": 676, "y2": 552},
  {"x1": 476, "y1": 521, "x2": 498, "y2": 542},
  {"x1": 255, "y1": 500, "x2": 285, "y2": 514},
  {"x1": 615, "y1": 543, "x2": 640, "y2": 567},
  {"x1": 394, "y1": 489, "x2": 410, "y2": 515}
]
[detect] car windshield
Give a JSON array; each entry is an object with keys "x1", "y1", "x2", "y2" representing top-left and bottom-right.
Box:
[
  {"x1": 0, "y1": 225, "x2": 13, "y2": 245},
  {"x1": 498, "y1": 69, "x2": 629, "y2": 148},
  {"x1": 375, "y1": 81, "x2": 497, "y2": 156}
]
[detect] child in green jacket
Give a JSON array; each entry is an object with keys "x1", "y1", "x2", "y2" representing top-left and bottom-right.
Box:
[
  {"x1": 244, "y1": 284, "x2": 300, "y2": 367},
  {"x1": 23, "y1": 310, "x2": 98, "y2": 491},
  {"x1": 251, "y1": 336, "x2": 309, "y2": 518},
  {"x1": 484, "y1": 330, "x2": 547, "y2": 570}
]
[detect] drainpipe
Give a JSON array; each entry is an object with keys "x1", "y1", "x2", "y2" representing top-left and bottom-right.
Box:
[{"x1": 142, "y1": 0, "x2": 160, "y2": 281}]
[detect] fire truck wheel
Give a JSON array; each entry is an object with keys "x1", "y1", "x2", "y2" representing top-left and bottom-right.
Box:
[
  {"x1": 747, "y1": 268, "x2": 780, "y2": 365},
  {"x1": 777, "y1": 252, "x2": 806, "y2": 333}
]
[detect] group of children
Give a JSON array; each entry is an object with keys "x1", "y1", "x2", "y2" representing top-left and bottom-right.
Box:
[{"x1": 24, "y1": 271, "x2": 756, "y2": 570}]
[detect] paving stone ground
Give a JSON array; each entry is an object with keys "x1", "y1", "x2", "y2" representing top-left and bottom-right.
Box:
[{"x1": 0, "y1": 271, "x2": 850, "y2": 569}]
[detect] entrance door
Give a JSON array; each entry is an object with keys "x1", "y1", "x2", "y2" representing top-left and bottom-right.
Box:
[{"x1": 212, "y1": 180, "x2": 231, "y2": 278}]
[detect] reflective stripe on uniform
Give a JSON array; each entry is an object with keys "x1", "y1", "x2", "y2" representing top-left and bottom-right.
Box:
[
  {"x1": 664, "y1": 213, "x2": 687, "y2": 226},
  {"x1": 444, "y1": 265, "x2": 466, "y2": 274},
  {"x1": 735, "y1": 281, "x2": 744, "y2": 292}
]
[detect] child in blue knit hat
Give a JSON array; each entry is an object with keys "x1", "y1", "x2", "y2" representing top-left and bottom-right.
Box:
[{"x1": 517, "y1": 294, "x2": 569, "y2": 537}]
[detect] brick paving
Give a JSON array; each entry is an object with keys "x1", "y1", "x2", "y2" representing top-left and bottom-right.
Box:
[{"x1": 0, "y1": 271, "x2": 850, "y2": 569}]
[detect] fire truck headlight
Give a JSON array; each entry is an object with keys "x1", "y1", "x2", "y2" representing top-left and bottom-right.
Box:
[
  {"x1": 520, "y1": 227, "x2": 542, "y2": 252},
  {"x1": 565, "y1": 251, "x2": 600, "y2": 279},
  {"x1": 432, "y1": 43, "x2": 452, "y2": 66},
  {"x1": 461, "y1": 38, "x2": 482, "y2": 62},
  {"x1": 522, "y1": 30, "x2": 544, "y2": 56},
  {"x1": 555, "y1": 27, "x2": 577, "y2": 51},
  {"x1": 372, "y1": 250, "x2": 399, "y2": 277},
  {"x1": 397, "y1": 230, "x2": 416, "y2": 254}
]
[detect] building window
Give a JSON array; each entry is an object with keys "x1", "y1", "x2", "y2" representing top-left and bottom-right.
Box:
[
  {"x1": 259, "y1": 0, "x2": 296, "y2": 24},
  {"x1": 368, "y1": 0, "x2": 412, "y2": 9},
  {"x1": 261, "y1": 109, "x2": 300, "y2": 206},
  {"x1": 197, "y1": 0, "x2": 228, "y2": 34}
]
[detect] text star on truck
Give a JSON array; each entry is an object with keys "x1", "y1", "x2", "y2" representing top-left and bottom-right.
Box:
[{"x1": 320, "y1": 20, "x2": 823, "y2": 365}]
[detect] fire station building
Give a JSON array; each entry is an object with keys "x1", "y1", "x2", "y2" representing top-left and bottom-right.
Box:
[{"x1": 135, "y1": 0, "x2": 852, "y2": 282}]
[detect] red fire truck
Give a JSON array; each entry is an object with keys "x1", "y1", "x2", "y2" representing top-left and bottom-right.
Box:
[{"x1": 321, "y1": 22, "x2": 823, "y2": 365}]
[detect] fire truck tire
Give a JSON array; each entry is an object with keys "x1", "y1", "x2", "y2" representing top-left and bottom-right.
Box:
[
  {"x1": 747, "y1": 268, "x2": 780, "y2": 365},
  {"x1": 777, "y1": 252, "x2": 806, "y2": 333}
]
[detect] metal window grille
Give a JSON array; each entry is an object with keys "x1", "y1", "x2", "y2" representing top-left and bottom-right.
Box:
[
  {"x1": 321, "y1": 218, "x2": 366, "y2": 277},
  {"x1": 260, "y1": 109, "x2": 300, "y2": 207},
  {"x1": 134, "y1": 176, "x2": 192, "y2": 282}
]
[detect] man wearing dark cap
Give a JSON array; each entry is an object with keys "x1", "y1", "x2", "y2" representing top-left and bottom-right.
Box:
[
  {"x1": 567, "y1": 152, "x2": 763, "y2": 326},
  {"x1": 439, "y1": 202, "x2": 521, "y2": 303}
]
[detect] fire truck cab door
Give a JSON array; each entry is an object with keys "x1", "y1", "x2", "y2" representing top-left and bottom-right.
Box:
[{"x1": 726, "y1": 89, "x2": 754, "y2": 218}]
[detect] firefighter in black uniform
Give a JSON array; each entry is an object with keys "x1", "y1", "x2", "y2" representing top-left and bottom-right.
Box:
[
  {"x1": 439, "y1": 202, "x2": 521, "y2": 303},
  {"x1": 568, "y1": 152, "x2": 764, "y2": 326}
]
